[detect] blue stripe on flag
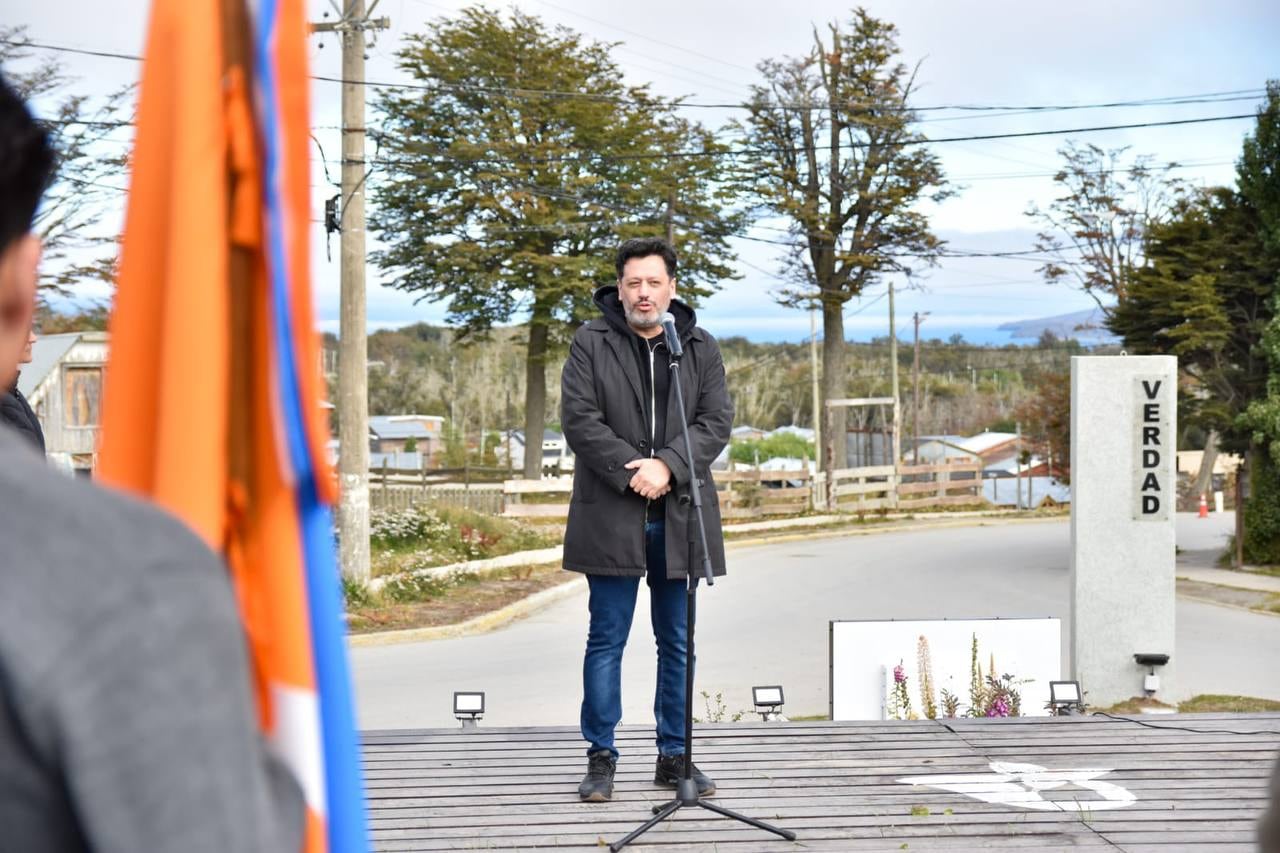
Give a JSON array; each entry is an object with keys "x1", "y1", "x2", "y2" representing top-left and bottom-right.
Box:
[{"x1": 251, "y1": 1, "x2": 370, "y2": 849}]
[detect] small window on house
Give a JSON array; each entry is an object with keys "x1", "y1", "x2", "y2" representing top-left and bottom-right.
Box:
[{"x1": 64, "y1": 366, "x2": 103, "y2": 428}]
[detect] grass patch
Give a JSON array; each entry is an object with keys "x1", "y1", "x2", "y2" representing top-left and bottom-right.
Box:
[
  {"x1": 369, "y1": 504, "x2": 560, "y2": 577},
  {"x1": 1176, "y1": 694, "x2": 1280, "y2": 713},
  {"x1": 1096, "y1": 696, "x2": 1177, "y2": 715},
  {"x1": 1099, "y1": 694, "x2": 1280, "y2": 714},
  {"x1": 344, "y1": 562, "x2": 570, "y2": 634}
]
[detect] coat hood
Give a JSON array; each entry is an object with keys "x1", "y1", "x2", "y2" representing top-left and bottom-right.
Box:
[{"x1": 593, "y1": 284, "x2": 697, "y2": 340}]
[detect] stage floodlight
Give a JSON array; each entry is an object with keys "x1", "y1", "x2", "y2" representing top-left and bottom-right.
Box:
[
  {"x1": 1048, "y1": 681, "x2": 1084, "y2": 715},
  {"x1": 453, "y1": 691, "x2": 485, "y2": 727},
  {"x1": 752, "y1": 685, "x2": 785, "y2": 721}
]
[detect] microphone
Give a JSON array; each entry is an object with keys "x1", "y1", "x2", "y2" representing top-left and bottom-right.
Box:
[{"x1": 660, "y1": 312, "x2": 683, "y2": 357}]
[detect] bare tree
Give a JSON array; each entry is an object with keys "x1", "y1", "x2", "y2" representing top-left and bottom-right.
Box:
[
  {"x1": 2, "y1": 29, "x2": 132, "y2": 302},
  {"x1": 739, "y1": 8, "x2": 951, "y2": 471},
  {"x1": 1027, "y1": 142, "x2": 1184, "y2": 316}
]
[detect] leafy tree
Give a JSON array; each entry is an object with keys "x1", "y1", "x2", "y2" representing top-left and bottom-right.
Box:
[
  {"x1": 1237, "y1": 81, "x2": 1280, "y2": 563},
  {"x1": 1111, "y1": 82, "x2": 1280, "y2": 563},
  {"x1": 738, "y1": 8, "x2": 951, "y2": 470},
  {"x1": 729, "y1": 431, "x2": 815, "y2": 465},
  {"x1": 1109, "y1": 188, "x2": 1274, "y2": 456},
  {"x1": 1028, "y1": 142, "x2": 1184, "y2": 313},
  {"x1": 34, "y1": 302, "x2": 110, "y2": 333},
  {"x1": 370, "y1": 7, "x2": 743, "y2": 478},
  {"x1": 1013, "y1": 371, "x2": 1071, "y2": 482},
  {"x1": 1, "y1": 28, "x2": 130, "y2": 300}
]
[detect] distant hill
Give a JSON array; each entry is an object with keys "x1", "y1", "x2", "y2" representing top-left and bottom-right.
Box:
[{"x1": 998, "y1": 308, "x2": 1118, "y2": 345}]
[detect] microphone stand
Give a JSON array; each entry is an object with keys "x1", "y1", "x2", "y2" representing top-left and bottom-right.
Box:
[{"x1": 609, "y1": 329, "x2": 795, "y2": 851}]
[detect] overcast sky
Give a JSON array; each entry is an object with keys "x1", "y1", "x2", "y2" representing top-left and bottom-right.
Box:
[{"x1": 8, "y1": 0, "x2": 1279, "y2": 343}]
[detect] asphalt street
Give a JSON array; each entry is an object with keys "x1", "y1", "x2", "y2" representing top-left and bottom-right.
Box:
[{"x1": 350, "y1": 512, "x2": 1279, "y2": 731}]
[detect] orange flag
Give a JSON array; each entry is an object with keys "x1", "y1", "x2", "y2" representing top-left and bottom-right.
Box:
[{"x1": 98, "y1": 1, "x2": 367, "y2": 850}]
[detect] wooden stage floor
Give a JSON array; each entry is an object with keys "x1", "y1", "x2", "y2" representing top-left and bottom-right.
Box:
[{"x1": 363, "y1": 714, "x2": 1280, "y2": 852}]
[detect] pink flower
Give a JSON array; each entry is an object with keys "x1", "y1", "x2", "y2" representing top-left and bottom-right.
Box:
[{"x1": 893, "y1": 663, "x2": 906, "y2": 684}]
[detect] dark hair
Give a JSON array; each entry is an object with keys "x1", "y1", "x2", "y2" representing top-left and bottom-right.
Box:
[
  {"x1": 615, "y1": 237, "x2": 677, "y2": 280},
  {"x1": 0, "y1": 74, "x2": 55, "y2": 254}
]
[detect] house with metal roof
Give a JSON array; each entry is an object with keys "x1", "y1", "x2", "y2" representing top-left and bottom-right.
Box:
[
  {"x1": 368, "y1": 415, "x2": 444, "y2": 463},
  {"x1": 499, "y1": 429, "x2": 574, "y2": 475}
]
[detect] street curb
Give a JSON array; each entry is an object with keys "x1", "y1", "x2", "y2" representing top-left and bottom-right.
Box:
[
  {"x1": 725, "y1": 513, "x2": 1068, "y2": 549},
  {"x1": 349, "y1": 514, "x2": 1066, "y2": 646},
  {"x1": 349, "y1": 576, "x2": 587, "y2": 647},
  {"x1": 1176, "y1": 592, "x2": 1280, "y2": 619}
]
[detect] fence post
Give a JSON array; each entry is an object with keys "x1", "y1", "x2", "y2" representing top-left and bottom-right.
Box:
[
  {"x1": 464, "y1": 462, "x2": 471, "y2": 510},
  {"x1": 725, "y1": 461, "x2": 734, "y2": 518},
  {"x1": 380, "y1": 459, "x2": 389, "y2": 508}
]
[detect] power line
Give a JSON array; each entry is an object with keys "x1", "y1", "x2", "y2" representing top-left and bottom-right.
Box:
[
  {"x1": 353, "y1": 112, "x2": 1255, "y2": 168},
  {"x1": 5, "y1": 39, "x2": 1266, "y2": 116}
]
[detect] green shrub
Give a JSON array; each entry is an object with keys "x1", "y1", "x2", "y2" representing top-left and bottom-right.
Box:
[
  {"x1": 729, "y1": 432, "x2": 814, "y2": 465},
  {"x1": 341, "y1": 575, "x2": 373, "y2": 609},
  {"x1": 369, "y1": 504, "x2": 558, "y2": 567},
  {"x1": 1244, "y1": 455, "x2": 1280, "y2": 565}
]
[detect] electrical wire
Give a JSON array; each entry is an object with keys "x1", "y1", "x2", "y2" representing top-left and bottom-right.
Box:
[
  {"x1": 344, "y1": 112, "x2": 1255, "y2": 169},
  {"x1": 5, "y1": 39, "x2": 1266, "y2": 115},
  {"x1": 1090, "y1": 711, "x2": 1280, "y2": 737}
]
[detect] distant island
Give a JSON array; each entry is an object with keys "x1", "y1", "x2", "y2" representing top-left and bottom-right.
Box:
[{"x1": 998, "y1": 308, "x2": 1118, "y2": 346}]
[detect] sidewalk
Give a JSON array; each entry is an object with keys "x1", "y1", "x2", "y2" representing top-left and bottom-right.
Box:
[
  {"x1": 1175, "y1": 510, "x2": 1280, "y2": 595},
  {"x1": 1178, "y1": 565, "x2": 1280, "y2": 594}
]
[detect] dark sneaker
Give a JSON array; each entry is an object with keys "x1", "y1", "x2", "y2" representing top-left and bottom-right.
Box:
[
  {"x1": 654, "y1": 754, "x2": 716, "y2": 797},
  {"x1": 578, "y1": 750, "x2": 616, "y2": 802}
]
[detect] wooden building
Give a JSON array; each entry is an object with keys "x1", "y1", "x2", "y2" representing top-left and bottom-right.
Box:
[{"x1": 17, "y1": 331, "x2": 108, "y2": 474}]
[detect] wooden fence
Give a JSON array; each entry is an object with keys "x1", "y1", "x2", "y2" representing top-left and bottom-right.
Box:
[
  {"x1": 362, "y1": 459, "x2": 986, "y2": 519},
  {"x1": 491, "y1": 458, "x2": 987, "y2": 521},
  {"x1": 893, "y1": 459, "x2": 985, "y2": 510},
  {"x1": 367, "y1": 466, "x2": 506, "y2": 514},
  {"x1": 717, "y1": 468, "x2": 815, "y2": 519},
  {"x1": 501, "y1": 477, "x2": 573, "y2": 519}
]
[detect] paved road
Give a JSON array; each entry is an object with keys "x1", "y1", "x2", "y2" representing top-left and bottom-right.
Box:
[{"x1": 351, "y1": 512, "x2": 1279, "y2": 730}]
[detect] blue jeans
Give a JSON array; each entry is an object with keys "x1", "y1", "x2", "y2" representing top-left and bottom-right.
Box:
[{"x1": 581, "y1": 520, "x2": 688, "y2": 759}]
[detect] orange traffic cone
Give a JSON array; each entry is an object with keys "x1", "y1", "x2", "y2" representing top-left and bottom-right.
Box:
[{"x1": 1198, "y1": 494, "x2": 1208, "y2": 518}]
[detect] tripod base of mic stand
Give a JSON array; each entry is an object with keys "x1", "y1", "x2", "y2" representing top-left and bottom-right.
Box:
[{"x1": 608, "y1": 787, "x2": 796, "y2": 852}]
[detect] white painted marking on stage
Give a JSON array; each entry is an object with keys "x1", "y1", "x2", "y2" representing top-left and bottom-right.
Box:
[{"x1": 896, "y1": 761, "x2": 1137, "y2": 811}]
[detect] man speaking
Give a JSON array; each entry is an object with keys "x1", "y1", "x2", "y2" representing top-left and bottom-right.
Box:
[{"x1": 560, "y1": 237, "x2": 733, "y2": 803}]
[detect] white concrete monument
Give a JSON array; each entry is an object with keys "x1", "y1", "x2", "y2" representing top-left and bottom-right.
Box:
[{"x1": 1071, "y1": 355, "x2": 1178, "y2": 708}]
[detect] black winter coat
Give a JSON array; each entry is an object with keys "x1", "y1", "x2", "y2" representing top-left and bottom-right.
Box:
[
  {"x1": 1, "y1": 378, "x2": 45, "y2": 454},
  {"x1": 561, "y1": 287, "x2": 733, "y2": 579}
]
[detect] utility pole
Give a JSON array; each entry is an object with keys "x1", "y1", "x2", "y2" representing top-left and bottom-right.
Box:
[
  {"x1": 888, "y1": 282, "x2": 900, "y2": 467},
  {"x1": 1015, "y1": 420, "x2": 1024, "y2": 511},
  {"x1": 911, "y1": 311, "x2": 928, "y2": 461},
  {"x1": 311, "y1": 1, "x2": 390, "y2": 584}
]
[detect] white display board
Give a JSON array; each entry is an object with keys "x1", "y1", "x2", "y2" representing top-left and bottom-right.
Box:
[{"x1": 830, "y1": 618, "x2": 1061, "y2": 720}]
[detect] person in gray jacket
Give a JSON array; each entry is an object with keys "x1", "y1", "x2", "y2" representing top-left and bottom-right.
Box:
[
  {"x1": 561, "y1": 237, "x2": 733, "y2": 802},
  {"x1": 0, "y1": 73, "x2": 302, "y2": 853}
]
